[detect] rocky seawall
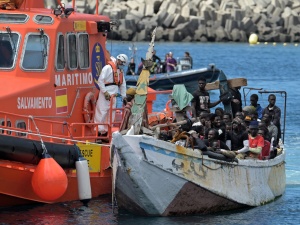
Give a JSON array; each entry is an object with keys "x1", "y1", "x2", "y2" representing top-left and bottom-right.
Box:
[{"x1": 48, "y1": 0, "x2": 300, "y2": 42}]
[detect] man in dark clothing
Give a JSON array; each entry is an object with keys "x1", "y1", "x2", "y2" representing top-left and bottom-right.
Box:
[
  {"x1": 262, "y1": 94, "x2": 281, "y2": 139},
  {"x1": 227, "y1": 117, "x2": 248, "y2": 151},
  {"x1": 126, "y1": 57, "x2": 136, "y2": 75},
  {"x1": 151, "y1": 50, "x2": 161, "y2": 63},
  {"x1": 150, "y1": 50, "x2": 161, "y2": 74},
  {"x1": 229, "y1": 86, "x2": 242, "y2": 117},
  {"x1": 250, "y1": 94, "x2": 263, "y2": 120},
  {"x1": 191, "y1": 77, "x2": 221, "y2": 118},
  {"x1": 203, "y1": 128, "x2": 230, "y2": 150}
]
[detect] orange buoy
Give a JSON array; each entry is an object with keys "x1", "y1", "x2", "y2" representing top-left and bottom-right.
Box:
[{"x1": 31, "y1": 153, "x2": 68, "y2": 201}]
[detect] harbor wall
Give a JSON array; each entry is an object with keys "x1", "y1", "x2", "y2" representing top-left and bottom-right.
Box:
[{"x1": 47, "y1": 0, "x2": 300, "y2": 42}]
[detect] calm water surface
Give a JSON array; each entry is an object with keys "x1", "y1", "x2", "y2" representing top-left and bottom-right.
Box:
[{"x1": 1, "y1": 42, "x2": 300, "y2": 224}]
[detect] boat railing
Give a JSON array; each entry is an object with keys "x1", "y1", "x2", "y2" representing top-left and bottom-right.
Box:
[{"x1": 0, "y1": 95, "x2": 124, "y2": 144}]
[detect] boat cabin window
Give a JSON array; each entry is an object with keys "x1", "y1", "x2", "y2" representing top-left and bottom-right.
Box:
[
  {"x1": 67, "y1": 34, "x2": 77, "y2": 70},
  {"x1": 0, "y1": 33, "x2": 19, "y2": 69},
  {"x1": 78, "y1": 33, "x2": 89, "y2": 69},
  {"x1": 34, "y1": 15, "x2": 54, "y2": 24},
  {"x1": 22, "y1": 34, "x2": 49, "y2": 70},
  {"x1": 0, "y1": 13, "x2": 29, "y2": 23},
  {"x1": 56, "y1": 34, "x2": 65, "y2": 70}
]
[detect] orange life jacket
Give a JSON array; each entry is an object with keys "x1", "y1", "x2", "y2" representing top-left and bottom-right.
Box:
[{"x1": 106, "y1": 61, "x2": 123, "y2": 86}]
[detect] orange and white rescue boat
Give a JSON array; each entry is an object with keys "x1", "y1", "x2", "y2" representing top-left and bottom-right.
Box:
[{"x1": 0, "y1": 0, "x2": 125, "y2": 207}]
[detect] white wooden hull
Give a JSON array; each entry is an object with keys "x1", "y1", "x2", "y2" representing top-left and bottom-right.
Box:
[{"x1": 111, "y1": 132, "x2": 286, "y2": 216}]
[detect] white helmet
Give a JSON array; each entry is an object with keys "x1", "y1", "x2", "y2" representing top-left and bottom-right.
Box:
[{"x1": 117, "y1": 54, "x2": 128, "y2": 65}]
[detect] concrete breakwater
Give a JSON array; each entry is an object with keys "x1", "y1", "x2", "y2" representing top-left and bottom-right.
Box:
[{"x1": 49, "y1": 0, "x2": 300, "y2": 42}]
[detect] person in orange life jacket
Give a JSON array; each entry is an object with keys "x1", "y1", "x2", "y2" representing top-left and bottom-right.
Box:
[{"x1": 94, "y1": 54, "x2": 128, "y2": 135}]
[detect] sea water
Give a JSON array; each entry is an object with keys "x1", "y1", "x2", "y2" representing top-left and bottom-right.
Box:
[{"x1": 1, "y1": 42, "x2": 300, "y2": 225}]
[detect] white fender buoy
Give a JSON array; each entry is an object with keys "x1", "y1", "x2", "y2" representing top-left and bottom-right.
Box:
[
  {"x1": 249, "y1": 33, "x2": 258, "y2": 44},
  {"x1": 76, "y1": 156, "x2": 92, "y2": 206}
]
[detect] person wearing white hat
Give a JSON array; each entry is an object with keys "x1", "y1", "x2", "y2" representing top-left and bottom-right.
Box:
[{"x1": 94, "y1": 54, "x2": 128, "y2": 136}]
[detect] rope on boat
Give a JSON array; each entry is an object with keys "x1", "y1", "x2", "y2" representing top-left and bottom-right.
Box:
[
  {"x1": 29, "y1": 115, "x2": 48, "y2": 154},
  {"x1": 201, "y1": 154, "x2": 223, "y2": 170}
]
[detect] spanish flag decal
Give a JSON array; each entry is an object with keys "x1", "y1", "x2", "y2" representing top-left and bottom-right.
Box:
[{"x1": 55, "y1": 89, "x2": 68, "y2": 114}]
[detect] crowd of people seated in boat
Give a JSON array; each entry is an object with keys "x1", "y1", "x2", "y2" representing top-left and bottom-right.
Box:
[
  {"x1": 157, "y1": 90, "x2": 281, "y2": 161},
  {"x1": 126, "y1": 50, "x2": 193, "y2": 75}
]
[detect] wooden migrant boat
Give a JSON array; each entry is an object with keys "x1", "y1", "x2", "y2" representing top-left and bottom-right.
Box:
[{"x1": 111, "y1": 62, "x2": 286, "y2": 216}]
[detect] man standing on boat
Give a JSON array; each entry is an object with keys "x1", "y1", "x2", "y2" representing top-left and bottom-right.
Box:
[
  {"x1": 94, "y1": 54, "x2": 128, "y2": 136},
  {"x1": 191, "y1": 77, "x2": 221, "y2": 118},
  {"x1": 166, "y1": 52, "x2": 177, "y2": 72},
  {"x1": 249, "y1": 94, "x2": 263, "y2": 120},
  {"x1": 184, "y1": 52, "x2": 193, "y2": 69},
  {"x1": 262, "y1": 94, "x2": 281, "y2": 141}
]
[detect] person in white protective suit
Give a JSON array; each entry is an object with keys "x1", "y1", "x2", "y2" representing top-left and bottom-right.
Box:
[{"x1": 94, "y1": 54, "x2": 128, "y2": 135}]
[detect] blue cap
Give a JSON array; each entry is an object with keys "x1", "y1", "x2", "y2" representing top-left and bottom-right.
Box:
[{"x1": 249, "y1": 120, "x2": 259, "y2": 129}]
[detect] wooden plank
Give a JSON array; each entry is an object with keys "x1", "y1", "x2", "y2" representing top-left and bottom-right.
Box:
[{"x1": 206, "y1": 78, "x2": 247, "y2": 91}]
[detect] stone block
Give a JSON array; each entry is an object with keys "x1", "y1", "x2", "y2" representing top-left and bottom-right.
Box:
[
  {"x1": 206, "y1": 27, "x2": 215, "y2": 41},
  {"x1": 262, "y1": 26, "x2": 273, "y2": 35},
  {"x1": 268, "y1": 15, "x2": 281, "y2": 24},
  {"x1": 279, "y1": 33, "x2": 291, "y2": 42},
  {"x1": 155, "y1": 26, "x2": 164, "y2": 40},
  {"x1": 252, "y1": 13, "x2": 262, "y2": 24},
  {"x1": 126, "y1": 0, "x2": 140, "y2": 10},
  {"x1": 182, "y1": 36, "x2": 193, "y2": 42},
  {"x1": 171, "y1": 14, "x2": 186, "y2": 28},
  {"x1": 231, "y1": 9, "x2": 245, "y2": 21},
  {"x1": 217, "y1": 12, "x2": 231, "y2": 27},
  {"x1": 145, "y1": 3, "x2": 154, "y2": 16},
  {"x1": 240, "y1": 30, "x2": 248, "y2": 42},
  {"x1": 200, "y1": 36, "x2": 208, "y2": 42},
  {"x1": 181, "y1": 4, "x2": 190, "y2": 17},
  {"x1": 157, "y1": 9, "x2": 168, "y2": 25},
  {"x1": 242, "y1": 17, "x2": 254, "y2": 30},
  {"x1": 243, "y1": 0, "x2": 256, "y2": 7},
  {"x1": 163, "y1": 13, "x2": 175, "y2": 28},
  {"x1": 119, "y1": 29, "x2": 134, "y2": 41},
  {"x1": 231, "y1": 28, "x2": 242, "y2": 41},
  {"x1": 225, "y1": 19, "x2": 239, "y2": 32},
  {"x1": 271, "y1": 0, "x2": 281, "y2": 8},
  {"x1": 136, "y1": 30, "x2": 147, "y2": 41},
  {"x1": 138, "y1": 3, "x2": 146, "y2": 15},
  {"x1": 154, "y1": 0, "x2": 163, "y2": 13},
  {"x1": 167, "y1": 3, "x2": 178, "y2": 14},
  {"x1": 202, "y1": 10, "x2": 211, "y2": 20},
  {"x1": 266, "y1": 4, "x2": 275, "y2": 14}
]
